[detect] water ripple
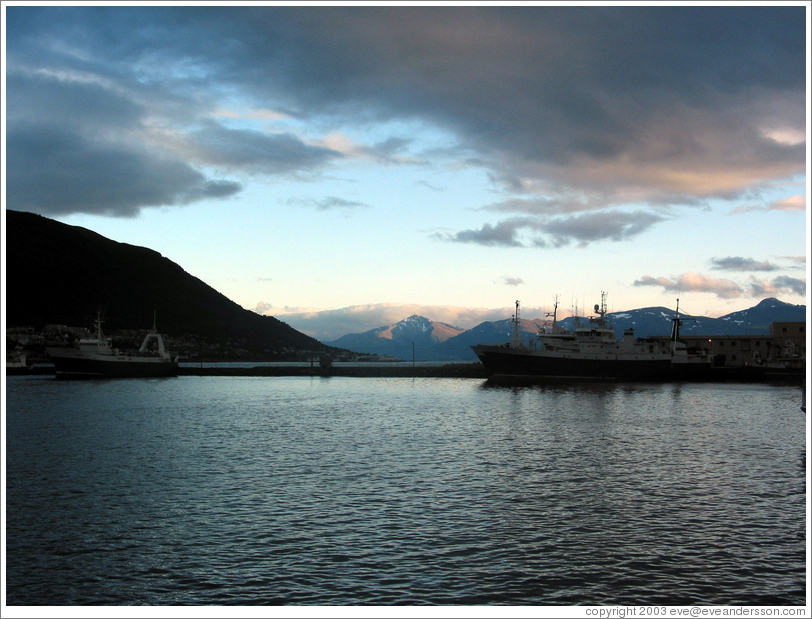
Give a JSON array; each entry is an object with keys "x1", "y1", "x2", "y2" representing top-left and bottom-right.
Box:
[{"x1": 6, "y1": 377, "x2": 806, "y2": 605}]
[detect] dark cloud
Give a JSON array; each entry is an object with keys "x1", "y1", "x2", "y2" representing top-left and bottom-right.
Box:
[
  {"x1": 435, "y1": 218, "x2": 534, "y2": 247},
  {"x1": 6, "y1": 71, "x2": 144, "y2": 131},
  {"x1": 6, "y1": 123, "x2": 242, "y2": 217},
  {"x1": 231, "y1": 6, "x2": 805, "y2": 203},
  {"x1": 439, "y1": 210, "x2": 666, "y2": 248},
  {"x1": 710, "y1": 257, "x2": 780, "y2": 272},
  {"x1": 5, "y1": 40, "x2": 242, "y2": 215},
  {"x1": 361, "y1": 137, "x2": 419, "y2": 164},
  {"x1": 540, "y1": 211, "x2": 667, "y2": 246},
  {"x1": 188, "y1": 124, "x2": 342, "y2": 173},
  {"x1": 770, "y1": 276, "x2": 806, "y2": 296},
  {"x1": 5, "y1": 5, "x2": 806, "y2": 217}
]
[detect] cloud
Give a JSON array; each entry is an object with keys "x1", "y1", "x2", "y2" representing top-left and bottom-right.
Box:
[
  {"x1": 186, "y1": 124, "x2": 343, "y2": 173},
  {"x1": 285, "y1": 196, "x2": 370, "y2": 210},
  {"x1": 634, "y1": 271, "x2": 806, "y2": 300},
  {"x1": 438, "y1": 210, "x2": 667, "y2": 248},
  {"x1": 501, "y1": 276, "x2": 524, "y2": 286},
  {"x1": 540, "y1": 210, "x2": 667, "y2": 246},
  {"x1": 435, "y1": 218, "x2": 533, "y2": 247},
  {"x1": 768, "y1": 195, "x2": 806, "y2": 212},
  {"x1": 5, "y1": 6, "x2": 805, "y2": 217},
  {"x1": 317, "y1": 133, "x2": 422, "y2": 165},
  {"x1": 748, "y1": 276, "x2": 806, "y2": 297},
  {"x1": 633, "y1": 273, "x2": 744, "y2": 299},
  {"x1": 780, "y1": 255, "x2": 807, "y2": 268},
  {"x1": 710, "y1": 257, "x2": 780, "y2": 272},
  {"x1": 729, "y1": 194, "x2": 806, "y2": 214},
  {"x1": 6, "y1": 122, "x2": 242, "y2": 217},
  {"x1": 483, "y1": 196, "x2": 614, "y2": 216}
]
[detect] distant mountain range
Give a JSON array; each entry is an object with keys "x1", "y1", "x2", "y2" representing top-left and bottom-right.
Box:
[
  {"x1": 5, "y1": 210, "x2": 331, "y2": 358},
  {"x1": 326, "y1": 298, "x2": 807, "y2": 361}
]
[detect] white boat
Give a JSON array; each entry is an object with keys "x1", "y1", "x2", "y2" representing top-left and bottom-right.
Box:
[
  {"x1": 46, "y1": 313, "x2": 178, "y2": 378},
  {"x1": 472, "y1": 294, "x2": 714, "y2": 382}
]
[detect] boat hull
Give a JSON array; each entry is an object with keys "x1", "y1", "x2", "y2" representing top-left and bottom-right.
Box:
[
  {"x1": 670, "y1": 360, "x2": 715, "y2": 381},
  {"x1": 472, "y1": 345, "x2": 673, "y2": 381},
  {"x1": 47, "y1": 349, "x2": 178, "y2": 378}
]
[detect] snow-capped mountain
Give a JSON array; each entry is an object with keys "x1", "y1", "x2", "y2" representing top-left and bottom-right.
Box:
[
  {"x1": 717, "y1": 297, "x2": 807, "y2": 329},
  {"x1": 326, "y1": 298, "x2": 806, "y2": 361},
  {"x1": 569, "y1": 298, "x2": 806, "y2": 339},
  {"x1": 557, "y1": 306, "x2": 722, "y2": 339},
  {"x1": 328, "y1": 315, "x2": 465, "y2": 358}
]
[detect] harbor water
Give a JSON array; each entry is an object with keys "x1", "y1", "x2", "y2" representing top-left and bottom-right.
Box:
[{"x1": 5, "y1": 375, "x2": 807, "y2": 606}]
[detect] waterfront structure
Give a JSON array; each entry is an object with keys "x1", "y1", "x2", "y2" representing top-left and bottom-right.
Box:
[{"x1": 650, "y1": 322, "x2": 805, "y2": 371}]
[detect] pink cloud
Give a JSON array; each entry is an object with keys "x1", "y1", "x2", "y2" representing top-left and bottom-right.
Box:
[
  {"x1": 634, "y1": 272, "x2": 743, "y2": 298},
  {"x1": 768, "y1": 194, "x2": 806, "y2": 211}
]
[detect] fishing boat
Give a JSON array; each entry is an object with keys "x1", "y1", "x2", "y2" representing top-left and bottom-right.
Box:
[
  {"x1": 472, "y1": 294, "x2": 713, "y2": 382},
  {"x1": 6, "y1": 350, "x2": 33, "y2": 375},
  {"x1": 46, "y1": 313, "x2": 178, "y2": 378}
]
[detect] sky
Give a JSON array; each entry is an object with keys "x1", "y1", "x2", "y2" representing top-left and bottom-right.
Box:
[{"x1": 3, "y1": 3, "x2": 809, "y2": 342}]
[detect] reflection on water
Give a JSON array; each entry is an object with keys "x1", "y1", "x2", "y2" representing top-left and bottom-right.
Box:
[{"x1": 5, "y1": 376, "x2": 806, "y2": 605}]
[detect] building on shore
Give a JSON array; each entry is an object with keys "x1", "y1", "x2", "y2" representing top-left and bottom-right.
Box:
[{"x1": 651, "y1": 321, "x2": 806, "y2": 372}]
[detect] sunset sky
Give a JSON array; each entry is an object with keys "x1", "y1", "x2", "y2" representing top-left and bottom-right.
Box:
[{"x1": 3, "y1": 4, "x2": 809, "y2": 341}]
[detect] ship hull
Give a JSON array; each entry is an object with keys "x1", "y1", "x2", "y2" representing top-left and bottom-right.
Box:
[
  {"x1": 669, "y1": 360, "x2": 715, "y2": 381},
  {"x1": 47, "y1": 349, "x2": 178, "y2": 378},
  {"x1": 472, "y1": 345, "x2": 673, "y2": 381}
]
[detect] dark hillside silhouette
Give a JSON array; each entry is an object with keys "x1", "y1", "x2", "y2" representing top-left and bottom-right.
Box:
[{"x1": 5, "y1": 210, "x2": 327, "y2": 354}]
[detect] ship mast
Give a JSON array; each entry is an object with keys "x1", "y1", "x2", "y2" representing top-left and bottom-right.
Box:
[
  {"x1": 511, "y1": 300, "x2": 522, "y2": 349},
  {"x1": 671, "y1": 298, "x2": 681, "y2": 352},
  {"x1": 594, "y1": 291, "x2": 607, "y2": 318},
  {"x1": 546, "y1": 296, "x2": 559, "y2": 333}
]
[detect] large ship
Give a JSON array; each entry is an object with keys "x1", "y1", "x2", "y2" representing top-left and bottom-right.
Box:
[
  {"x1": 47, "y1": 314, "x2": 179, "y2": 378},
  {"x1": 472, "y1": 294, "x2": 713, "y2": 382}
]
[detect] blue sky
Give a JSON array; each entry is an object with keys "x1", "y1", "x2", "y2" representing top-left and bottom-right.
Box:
[{"x1": 3, "y1": 4, "x2": 809, "y2": 341}]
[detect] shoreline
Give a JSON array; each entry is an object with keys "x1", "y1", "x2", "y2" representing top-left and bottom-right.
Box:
[
  {"x1": 7, "y1": 363, "x2": 804, "y2": 382},
  {"x1": 178, "y1": 363, "x2": 490, "y2": 378}
]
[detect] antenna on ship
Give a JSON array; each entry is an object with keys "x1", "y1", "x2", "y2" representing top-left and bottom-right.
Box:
[
  {"x1": 594, "y1": 291, "x2": 607, "y2": 318},
  {"x1": 511, "y1": 300, "x2": 522, "y2": 349},
  {"x1": 546, "y1": 295, "x2": 559, "y2": 332}
]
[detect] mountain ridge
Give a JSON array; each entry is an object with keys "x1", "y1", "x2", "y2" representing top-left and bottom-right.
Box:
[
  {"x1": 5, "y1": 210, "x2": 331, "y2": 357},
  {"x1": 329, "y1": 315, "x2": 466, "y2": 357}
]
